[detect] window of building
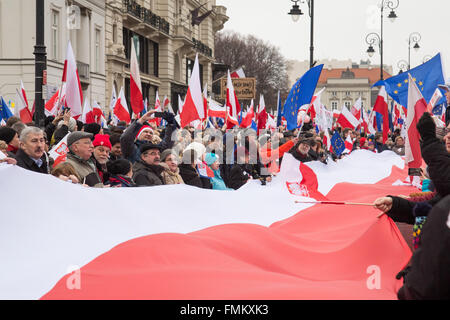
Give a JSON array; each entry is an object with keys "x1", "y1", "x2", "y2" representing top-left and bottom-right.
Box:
[
  {"x1": 345, "y1": 91, "x2": 351, "y2": 96},
  {"x1": 344, "y1": 101, "x2": 352, "y2": 109},
  {"x1": 95, "y1": 28, "x2": 101, "y2": 73},
  {"x1": 112, "y1": 24, "x2": 118, "y2": 44},
  {"x1": 331, "y1": 91, "x2": 337, "y2": 97},
  {"x1": 331, "y1": 101, "x2": 338, "y2": 110},
  {"x1": 51, "y1": 10, "x2": 59, "y2": 60},
  {"x1": 123, "y1": 27, "x2": 157, "y2": 75}
]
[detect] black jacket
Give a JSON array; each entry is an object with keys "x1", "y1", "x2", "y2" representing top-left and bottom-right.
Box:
[
  {"x1": 14, "y1": 149, "x2": 50, "y2": 174},
  {"x1": 132, "y1": 160, "x2": 164, "y2": 187},
  {"x1": 289, "y1": 146, "x2": 312, "y2": 163},
  {"x1": 397, "y1": 195, "x2": 450, "y2": 300},
  {"x1": 179, "y1": 164, "x2": 212, "y2": 189},
  {"x1": 228, "y1": 164, "x2": 252, "y2": 190}
]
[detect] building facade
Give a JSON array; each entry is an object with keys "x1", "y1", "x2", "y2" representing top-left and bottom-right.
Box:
[
  {"x1": 0, "y1": 0, "x2": 107, "y2": 109},
  {"x1": 0, "y1": 0, "x2": 228, "y2": 115}
]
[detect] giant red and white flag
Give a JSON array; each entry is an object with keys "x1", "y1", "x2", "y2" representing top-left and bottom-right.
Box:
[
  {"x1": 14, "y1": 81, "x2": 33, "y2": 123},
  {"x1": 405, "y1": 73, "x2": 428, "y2": 168},
  {"x1": 336, "y1": 105, "x2": 359, "y2": 129},
  {"x1": 113, "y1": 87, "x2": 131, "y2": 124},
  {"x1": 129, "y1": 41, "x2": 144, "y2": 116},
  {"x1": 62, "y1": 41, "x2": 83, "y2": 118},
  {"x1": 373, "y1": 86, "x2": 389, "y2": 143},
  {"x1": 180, "y1": 54, "x2": 204, "y2": 128},
  {"x1": 0, "y1": 150, "x2": 416, "y2": 300},
  {"x1": 226, "y1": 70, "x2": 241, "y2": 119}
]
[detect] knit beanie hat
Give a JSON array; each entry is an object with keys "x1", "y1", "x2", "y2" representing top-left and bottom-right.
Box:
[
  {"x1": 205, "y1": 152, "x2": 218, "y2": 166},
  {"x1": 0, "y1": 127, "x2": 17, "y2": 144},
  {"x1": 84, "y1": 123, "x2": 102, "y2": 136},
  {"x1": 93, "y1": 134, "x2": 112, "y2": 150},
  {"x1": 107, "y1": 159, "x2": 132, "y2": 176}
]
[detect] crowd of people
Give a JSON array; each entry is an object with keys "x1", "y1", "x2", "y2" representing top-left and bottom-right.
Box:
[{"x1": 1, "y1": 89, "x2": 450, "y2": 300}]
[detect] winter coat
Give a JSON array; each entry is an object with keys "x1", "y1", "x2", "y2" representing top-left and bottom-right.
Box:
[
  {"x1": 179, "y1": 163, "x2": 212, "y2": 189},
  {"x1": 65, "y1": 152, "x2": 103, "y2": 187},
  {"x1": 227, "y1": 164, "x2": 252, "y2": 190},
  {"x1": 14, "y1": 148, "x2": 50, "y2": 174},
  {"x1": 132, "y1": 160, "x2": 164, "y2": 187},
  {"x1": 159, "y1": 162, "x2": 184, "y2": 185},
  {"x1": 397, "y1": 195, "x2": 450, "y2": 300},
  {"x1": 106, "y1": 174, "x2": 136, "y2": 187},
  {"x1": 210, "y1": 168, "x2": 231, "y2": 190}
]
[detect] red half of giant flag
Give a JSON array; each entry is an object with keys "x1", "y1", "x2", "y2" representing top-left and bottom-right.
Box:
[
  {"x1": 336, "y1": 105, "x2": 359, "y2": 129},
  {"x1": 130, "y1": 41, "x2": 144, "y2": 115},
  {"x1": 405, "y1": 73, "x2": 428, "y2": 169},
  {"x1": 373, "y1": 86, "x2": 389, "y2": 143},
  {"x1": 180, "y1": 54, "x2": 204, "y2": 128},
  {"x1": 113, "y1": 87, "x2": 131, "y2": 124},
  {"x1": 62, "y1": 41, "x2": 83, "y2": 118}
]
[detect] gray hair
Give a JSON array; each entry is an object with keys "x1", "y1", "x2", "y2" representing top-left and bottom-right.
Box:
[
  {"x1": 11, "y1": 122, "x2": 27, "y2": 136},
  {"x1": 19, "y1": 126, "x2": 44, "y2": 142}
]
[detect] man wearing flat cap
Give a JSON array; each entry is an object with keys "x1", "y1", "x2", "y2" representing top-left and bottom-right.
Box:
[
  {"x1": 65, "y1": 131, "x2": 103, "y2": 187},
  {"x1": 132, "y1": 143, "x2": 165, "y2": 187}
]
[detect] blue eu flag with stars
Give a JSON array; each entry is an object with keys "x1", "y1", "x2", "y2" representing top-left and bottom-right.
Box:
[
  {"x1": 283, "y1": 64, "x2": 323, "y2": 130},
  {"x1": 331, "y1": 131, "x2": 345, "y2": 156},
  {"x1": 0, "y1": 96, "x2": 14, "y2": 123},
  {"x1": 373, "y1": 53, "x2": 446, "y2": 108}
]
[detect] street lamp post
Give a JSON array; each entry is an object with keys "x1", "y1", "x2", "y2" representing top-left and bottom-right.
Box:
[
  {"x1": 288, "y1": 0, "x2": 315, "y2": 69},
  {"x1": 364, "y1": 0, "x2": 399, "y2": 81},
  {"x1": 397, "y1": 59, "x2": 408, "y2": 73},
  {"x1": 407, "y1": 32, "x2": 421, "y2": 70},
  {"x1": 33, "y1": 0, "x2": 47, "y2": 127},
  {"x1": 422, "y1": 55, "x2": 432, "y2": 64}
]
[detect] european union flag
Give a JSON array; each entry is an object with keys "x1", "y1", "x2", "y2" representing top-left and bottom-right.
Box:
[
  {"x1": 283, "y1": 64, "x2": 323, "y2": 130},
  {"x1": 331, "y1": 131, "x2": 345, "y2": 156},
  {"x1": 432, "y1": 103, "x2": 445, "y2": 117},
  {"x1": 373, "y1": 53, "x2": 446, "y2": 107},
  {"x1": 0, "y1": 96, "x2": 14, "y2": 123}
]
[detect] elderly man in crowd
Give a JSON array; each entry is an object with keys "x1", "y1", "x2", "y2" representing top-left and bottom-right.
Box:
[
  {"x1": 132, "y1": 143, "x2": 165, "y2": 187},
  {"x1": 14, "y1": 127, "x2": 49, "y2": 174},
  {"x1": 65, "y1": 131, "x2": 103, "y2": 187}
]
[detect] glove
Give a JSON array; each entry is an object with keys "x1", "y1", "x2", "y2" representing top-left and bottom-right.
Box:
[{"x1": 416, "y1": 112, "x2": 436, "y2": 140}]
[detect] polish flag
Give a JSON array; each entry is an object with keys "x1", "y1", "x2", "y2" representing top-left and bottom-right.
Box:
[
  {"x1": 92, "y1": 101, "x2": 104, "y2": 124},
  {"x1": 226, "y1": 106, "x2": 239, "y2": 128},
  {"x1": 202, "y1": 85, "x2": 208, "y2": 120},
  {"x1": 208, "y1": 99, "x2": 227, "y2": 118},
  {"x1": 240, "y1": 100, "x2": 254, "y2": 128},
  {"x1": 405, "y1": 73, "x2": 428, "y2": 169},
  {"x1": 257, "y1": 94, "x2": 268, "y2": 133},
  {"x1": 351, "y1": 96, "x2": 362, "y2": 121},
  {"x1": 80, "y1": 99, "x2": 95, "y2": 124},
  {"x1": 113, "y1": 87, "x2": 131, "y2": 124},
  {"x1": 308, "y1": 87, "x2": 325, "y2": 122},
  {"x1": 62, "y1": 41, "x2": 83, "y2": 118},
  {"x1": 344, "y1": 135, "x2": 354, "y2": 154},
  {"x1": 392, "y1": 102, "x2": 401, "y2": 126},
  {"x1": 373, "y1": 86, "x2": 389, "y2": 143},
  {"x1": 226, "y1": 70, "x2": 241, "y2": 119},
  {"x1": 336, "y1": 105, "x2": 359, "y2": 129},
  {"x1": 361, "y1": 108, "x2": 370, "y2": 134},
  {"x1": 108, "y1": 86, "x2": 117, "y2": 114},
  {"x1": 148, "y1": 92, "x2": 162, "y2": 126},
  {"x1": 45, "y1": 90, "x2": 60, "y2": 116},
  {"x1": 14, "y1": 82, "x2": 33, "y2": 123},
  {"x1": 180, "y1": 54, "x2": 204, "y2": 128},
  {"x1": 367, "y1": 109, "x2": 377, "y2": 135},
  {"x1": 323, "y1": 129, "x2": 332, "y2": 152},
  {"x1": 130, "y1": 41, "x2": 144, "y2": 116},
  {"x1": 230, "y1": 67, "x2": 245, "y2": 79},
  {"x1": 48, "y1": 133, "x2": 69, "y2": 168}
]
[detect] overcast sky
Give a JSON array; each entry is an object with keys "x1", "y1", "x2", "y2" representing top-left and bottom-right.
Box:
[{"x1": 216, "y1": 0, "x2": 450, "y2": 80}]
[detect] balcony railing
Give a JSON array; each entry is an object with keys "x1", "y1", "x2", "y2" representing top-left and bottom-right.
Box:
[
  {"x1": 123, "y1": 0, "x2": 170, "y2": 35},
  {"x1": 192, "y1": 38, "x2": 212, "y2": 57}
]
